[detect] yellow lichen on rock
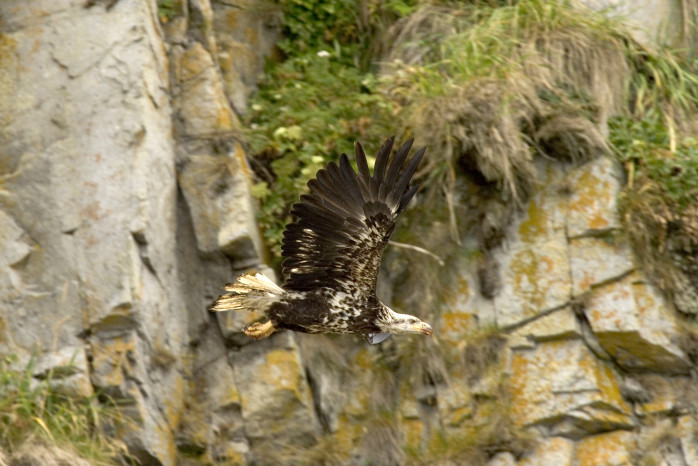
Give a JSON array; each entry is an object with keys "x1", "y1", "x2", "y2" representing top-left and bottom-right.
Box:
[
  {"x1": 0, "y1": 34, "x2": 18, "y2": 127},
  {"x1": 520, "y1": 436, "x2": 574, "y2": 465},
  {"x1": 574, "y1": 430, "x2": 632, "y2": 466},
  {"x1": 509, "y1": 340, "x2": 632, "y2": 433},
  {"x1": 511, "y1": 306, "x2": 581, "y2": 344},
  {"x1": 498, "y1": 242, "x2": 570, "y2": 326},
  {"x1": 90, "y1": 335, "x2": 136, "y2": 388},
  {"x1": 175, "y1": 42, "x2": 240, "y2": 136},
  {"x1": 567, "y1": 157, "x2": 622, "y2": 236},
  {"x1": 519, "y1": 196, "x2": 549, "y2": 243},
  {"x1": 569, "y1": 235, "x2": 635, "y2": 296},
  {"x1": 402, "y1": 417, "x2": 426, "y2": 452},
  {"x1": 585, "y1": 271, "x2": 691, "y2": 373},
  {"x1": 439, "y1": 311, "x2": 476, "y2": 344},
  {"x1": 261, "y1": 348, "x2": 305, "y2": 402}
]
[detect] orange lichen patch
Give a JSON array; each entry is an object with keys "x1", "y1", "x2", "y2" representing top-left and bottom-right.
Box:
[
  {"x1": 631, "y1": 275, "x2": 665, "y2": 318},
  {"x1": 568, "y1": 235, "x2": 634, "y2": 296},
  {"x1": 509, "y1": 340, "x2": 630, "y2": 428},
  {"x1": 82, "y1": 200, "x2": 102, "y2": 221},
  {"x1": 508, "y1": 350, "x2": 532, "y2": 426},
  {"x1": 579, "y1": 351, "x2": 631, "y2": 413},
  {"x1": 587, "y1": 279, "x2": 633, "y2": 330},
  {"x1": 517, "y1": 162, "x2": 569, "y2": 243},
  {"x1": 215, "y1": 104, "x2": 235, "y2": 132},
  {"x1": 232, "y1": 141, "x2": 251, "y2": 178},
  {"x1": 439, "y1": 312, "x2": 476, "y2": 343},
  {"x1": 443, "y1": 276, "x2": 471, "y2": 307},
  {"x1": 207, "y1": 446, "x2": 245, "y2": 465},
  {"x1": 179, "y1": 43, "x2": 209, "y2": 78},
  {"x1": 447, "y1": 404, "x2": 473, "y2": 428},
  {"x1": 441, "y1": 276, "x2": 472, "y2": 315},
  {"x1": 585, "y1": 273, "x2": 690, "y2": 373},
  {"x1": 519, "y1": 436, "x2": 574, "y2": 465},
  {"x1": 503, "y1": 242, "x2": 569, "y2": 324},
  {"x1": 575, "y1": 430, "x2": 632, "y2": 466},
  {"x1": 567, "y1": 158, "x2": 615, "y2": 232},
  {"x1": 91, "y1": 335, "x2": 136, "y2": 388}
]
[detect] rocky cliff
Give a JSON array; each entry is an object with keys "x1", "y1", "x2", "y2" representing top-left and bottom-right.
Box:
[{"x1": 0, "y1": 1, "x2": 696, "y2": 465}]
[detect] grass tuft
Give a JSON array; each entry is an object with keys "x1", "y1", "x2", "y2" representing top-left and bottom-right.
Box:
[
  {"x1": 0, "y1": 353, "x2": 130, "y2": 465},
  {"x1": 382, "y1": 0, "x2": 627, "y2": 207},
  {"x1": 611, "y1": 112, "x2": 698, "y2": 315}
]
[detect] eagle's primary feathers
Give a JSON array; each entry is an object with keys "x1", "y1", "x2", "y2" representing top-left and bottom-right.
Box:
[{"x1": 209, "y1": 137, "x2": 431, "y2": 345}]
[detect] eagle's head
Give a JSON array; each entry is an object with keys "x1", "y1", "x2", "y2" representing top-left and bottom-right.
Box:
[{"x1": 379, "y1": 305, "x2": 432, "y2": 336}]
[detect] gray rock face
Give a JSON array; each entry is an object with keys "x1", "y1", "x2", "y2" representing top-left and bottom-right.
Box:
[
  {"x1": 1, "y1": 1, "x2": 696, "y2": 465},
  {"x1": 0, "y1": 1, "x2": 189, "y2": 463}
]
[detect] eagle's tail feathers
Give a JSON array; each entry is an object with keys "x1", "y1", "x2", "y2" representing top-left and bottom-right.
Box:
[
  {"x1": 210, "y1": 273, "x2": 284, "y2": 313},
  {"x1": 227, "y1": 273, "x2": 284, "y2": 294}
]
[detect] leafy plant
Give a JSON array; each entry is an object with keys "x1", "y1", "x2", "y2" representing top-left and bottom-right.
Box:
[
  {"x1": 157, "y1": 0, "x2": 176, "y2": 22},
  {"x1": 610, "y1": 113, "x2": 698, "y2": 209},
  {"x1": 245, "y1": 0, "x2": 414, "y2": 262}
]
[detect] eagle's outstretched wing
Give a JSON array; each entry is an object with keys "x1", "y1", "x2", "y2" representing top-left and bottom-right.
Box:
[{"x1": 281, "y1": 137, "x2": 425, "y2": 294}]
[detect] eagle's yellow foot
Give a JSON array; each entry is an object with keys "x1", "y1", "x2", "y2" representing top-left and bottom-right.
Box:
[{"x1": 244, "y1": 320, "x2": 275, "y2": 340}]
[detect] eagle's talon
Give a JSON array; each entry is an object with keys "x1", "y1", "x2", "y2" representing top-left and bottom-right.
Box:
[{"x1": 244, "y1": 321, "x2": 275, "y2": 340}]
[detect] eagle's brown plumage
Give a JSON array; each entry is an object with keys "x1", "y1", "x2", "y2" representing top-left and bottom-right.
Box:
[{"x1": 210, "y1": 137, "x2": 432, "y2": 344}]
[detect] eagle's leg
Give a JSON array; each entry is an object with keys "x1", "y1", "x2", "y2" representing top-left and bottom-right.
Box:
[{"x1": 244, "y1": 320, "x2": 275, "y2": 340}]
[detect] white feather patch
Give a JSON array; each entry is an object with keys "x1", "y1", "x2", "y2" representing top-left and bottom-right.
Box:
[{"x1": 212, "y1": 273, "x2": 285, "y2": 313}]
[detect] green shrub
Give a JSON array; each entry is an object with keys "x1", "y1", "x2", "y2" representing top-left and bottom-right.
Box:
[{"x1": 245, "y1": 0, "x2": 415, "y2": 262}]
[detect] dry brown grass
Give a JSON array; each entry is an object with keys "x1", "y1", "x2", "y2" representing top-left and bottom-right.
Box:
[
  {"x1": 381, "y1": 1, "x2": 626, "y2": 208},
  {"x1": 620, "y1": 175, "x2": 698, "y2": 315}
]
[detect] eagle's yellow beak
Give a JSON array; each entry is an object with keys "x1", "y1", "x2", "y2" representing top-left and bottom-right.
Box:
[{"x1": 414, "y1": 322, "x2": 432, "y2": 336}]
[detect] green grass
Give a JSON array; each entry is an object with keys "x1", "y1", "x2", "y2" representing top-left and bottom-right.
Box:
[
  {"x1": 610, "y1": 112, "x2": 698, "y2": 209},
  {"x1": 0, "y1": 353, "x2": 127, "y2": 464}
]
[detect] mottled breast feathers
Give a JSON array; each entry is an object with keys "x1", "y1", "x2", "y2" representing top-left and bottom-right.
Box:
[{"x1": 280, "y1": 137, "x2": 425, "y2": 296}]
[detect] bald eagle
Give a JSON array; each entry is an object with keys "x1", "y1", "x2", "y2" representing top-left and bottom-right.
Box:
[{"x1": 209, "y1": 137, "x2": 432, "y2": 345}]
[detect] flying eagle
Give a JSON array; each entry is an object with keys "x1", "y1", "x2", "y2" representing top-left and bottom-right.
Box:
[{"x1": 209, "y1": 137, "x2": 432, "y2": 345}]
